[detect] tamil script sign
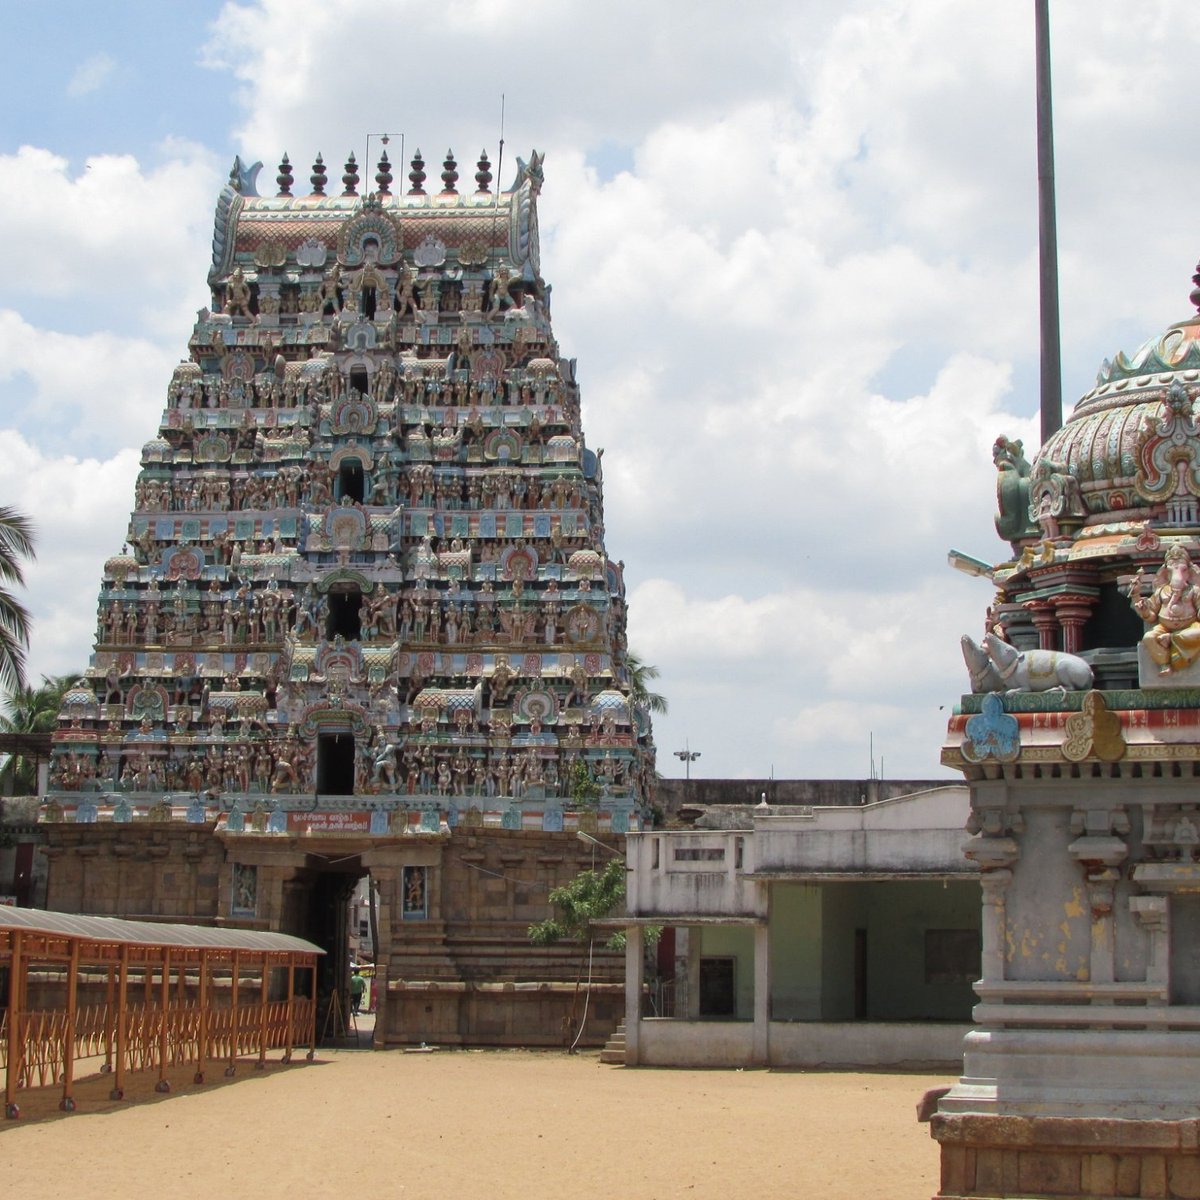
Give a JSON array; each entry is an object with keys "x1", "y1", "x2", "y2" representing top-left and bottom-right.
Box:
[{"x1": 286, "y1": 811, "x2": 371, "y2": 835}]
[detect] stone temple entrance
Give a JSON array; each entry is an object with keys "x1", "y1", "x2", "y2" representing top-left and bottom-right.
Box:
[
  {"x1": 296, "y1": 854, "x2": 364, "y2": 1039},
  {"x1": 216, "y1": 837, "x2": 373, "y2": 1043}
]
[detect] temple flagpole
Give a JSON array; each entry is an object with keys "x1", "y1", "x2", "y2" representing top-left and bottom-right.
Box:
[{"x1": 1035, "y1": 0, "x2": 1063, "y2": 445}]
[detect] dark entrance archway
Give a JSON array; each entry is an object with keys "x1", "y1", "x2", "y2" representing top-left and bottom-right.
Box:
[{"x1": 287, "y1": 852, "x2": 367, "y2": 1044}]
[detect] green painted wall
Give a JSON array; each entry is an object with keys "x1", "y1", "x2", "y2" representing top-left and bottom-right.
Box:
[
  {"x1": 767, "y1": 879, "x2": 981, "y2": 1021},
  {"x1": 769, "y1": 884, "x2": 823, "y2": 1018},
  {"x1": 820, "y1": 881, "x2": 867, "y2": 1019}
]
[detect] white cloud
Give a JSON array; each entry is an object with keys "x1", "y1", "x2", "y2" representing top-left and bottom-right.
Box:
[
  {"x1": 1, "y1": 430, "x2": 140, "y2": 682},
  {"x1": 0, "y1": 144, "x2": 219, "y2": 325},
  {"x1": 66, "y1": 52, "x2": 116, "y2": 99}
]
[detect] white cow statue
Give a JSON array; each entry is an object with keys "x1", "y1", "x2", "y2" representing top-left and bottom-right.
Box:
[{"x1": 981, "y1": 632, "x2": 1093, "y2": 694}]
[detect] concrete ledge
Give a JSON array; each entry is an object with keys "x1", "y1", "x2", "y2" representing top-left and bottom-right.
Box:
[{"x1": 635, "y1": 1019, "x2": 968, "y2": 1069}]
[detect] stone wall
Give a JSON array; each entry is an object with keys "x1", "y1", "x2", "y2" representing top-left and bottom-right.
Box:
[
  {"x1": 657, "y1": 777, "x2": 955, "y2": 815},
  {"x1": 39, "y1": 821, "x2": 625, "y2": 1048}
]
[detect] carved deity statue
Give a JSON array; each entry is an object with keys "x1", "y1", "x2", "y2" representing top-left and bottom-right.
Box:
[
  {"x1": 225, "y1": 267, "x2": 253, "y2": 319},
  {"x1": 1127, "y1": 544, "x2": 1200, "y2": 674}
]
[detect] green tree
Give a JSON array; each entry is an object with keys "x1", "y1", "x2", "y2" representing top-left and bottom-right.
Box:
[
  {"x1": 0, "y1": 673, "x2": 79, "y2": 795},
  {"x1": 529, "y1": 856, "x2": 627, "y2": 952},
  {"x1": 0, "y1": 506, "x2": 35, "y2": 694},
  {"x1": 530, "y1": 855, "x2": 659, "y2": 1048},
  {"x1": 625, "y1": 650, "x2": 668, "y2": 716},
  {"x1": 566, "y1": 758, "x2": 601, "y2": 809},
  {"x1": 529, "y1": 856, "x2": 628, "y2": 1048}
]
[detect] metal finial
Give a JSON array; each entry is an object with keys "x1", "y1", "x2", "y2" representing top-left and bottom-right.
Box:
[
  {"x1": 342, "y1": 152, "x2": 359, "y2": 196},
  {"x1": 408, "y1": 149, "x2": 426, "y2": 195},
  {"x1": 276, "y1": 153, "x2": 293, "y2": 197},
  {"x1": 310, "y1": 154, "x2": 327, "y2": 196},
  {"x1": 441, "y1": 149, "x2": 458, "y2": 194},
  {"x1": 475, "y1": 150, "x2": 492, "y2": 194}
]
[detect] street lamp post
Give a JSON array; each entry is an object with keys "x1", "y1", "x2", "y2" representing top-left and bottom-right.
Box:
[{"x1": 674, "y1": 745, "x2": 700, "y2": 782}]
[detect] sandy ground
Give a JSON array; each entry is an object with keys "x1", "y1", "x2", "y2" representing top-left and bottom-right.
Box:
[{"x1": 1, "y1": 1017, "x2": 951, "y2": 1200}]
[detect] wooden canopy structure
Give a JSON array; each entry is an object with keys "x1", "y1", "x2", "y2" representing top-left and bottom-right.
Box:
[{"x1": 1, "y1": 908, "x2": 322, "y2": 1118}]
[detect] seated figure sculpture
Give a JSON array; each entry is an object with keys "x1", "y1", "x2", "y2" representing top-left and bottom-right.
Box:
[{"x1": 1128, "y1": 543, "x2": 1200, "y2": 674}]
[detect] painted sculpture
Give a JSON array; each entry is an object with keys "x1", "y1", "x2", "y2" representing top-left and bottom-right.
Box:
[
  {"x1": 960, "y1": 632, "x2": 1092, "y2": 694},
  {"x1": 1125, "y1": 542, "x2": 1200, "y2": 674}
]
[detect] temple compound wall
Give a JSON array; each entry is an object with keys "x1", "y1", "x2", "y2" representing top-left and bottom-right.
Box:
[{"x1": 36, "y1": 144, "x2": 650, "y2": 1048}]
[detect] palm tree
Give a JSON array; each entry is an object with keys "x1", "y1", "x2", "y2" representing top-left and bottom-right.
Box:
[
  {"x1": 0, "y1": 673, "x2": 79, "y2": 795},
  {"x1": 625, "y1": 650, "x2": 668, "y2": 716},
  {"x1": 0, "y1": 506, "x2": 35, "y2": 694}
]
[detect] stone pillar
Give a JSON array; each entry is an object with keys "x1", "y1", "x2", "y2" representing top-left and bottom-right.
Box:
[
  {"x1": 753, "y1": 921, "x2": 770, "y2": 1066},
  {"x1": 1131, "y1": 895, "x2": 1169, "y2": 989},
  {"x1": 1053, "y1": 594, "x2": 1096, "y2": 656},
  {"x1": 624, "y1": 924, "x2": 643, "y2": 1066},
  {"x1": 367, "y1": 864, "x2": 399, "y2": 1049},
  {"x1": 978, "y1": 869, "x2": 1012, "y2": 983},
  {"x1": 1027, "y1": 600, "x2": 1060, "y2": 651}
]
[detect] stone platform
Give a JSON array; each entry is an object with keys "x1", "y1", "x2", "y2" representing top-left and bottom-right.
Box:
[{"x1": 931, "y1": 1113, "x2": 1200, "y2": 1199}]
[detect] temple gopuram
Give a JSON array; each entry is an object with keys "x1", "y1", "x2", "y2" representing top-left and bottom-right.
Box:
[
  {"x1": 39, "y1": 145, "x2": 655, "y2": 1047},
  {"x1": 932, "y1": 267, "x2": 1200, "y2": 1195}
]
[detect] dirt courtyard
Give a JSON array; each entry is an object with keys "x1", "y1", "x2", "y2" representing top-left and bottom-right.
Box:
[{"x1": 0, "y1": 1044, "x2": 951, "y2": 1199}]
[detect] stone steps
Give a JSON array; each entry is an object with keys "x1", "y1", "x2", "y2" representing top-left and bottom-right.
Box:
[{"x1": 599, "y1": 1018, "x2": 626, "y2": 1065}]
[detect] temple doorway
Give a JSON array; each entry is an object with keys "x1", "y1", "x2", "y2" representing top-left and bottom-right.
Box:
[{"x1": 288, "y1": 853, "x2": 368, "y2": 1043}]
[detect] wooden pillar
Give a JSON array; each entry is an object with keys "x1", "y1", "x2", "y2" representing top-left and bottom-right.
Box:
[
  {"x1": 257, "y1": 957, "x2": 269, "y2": 1069},
  {"x1": 4, "y1": 930, "x2": 22, "y2": 1118},
  {"x1": 60, "y1": 939, "x2": 81, "y2": 1112},
  {"x1": 102, "y1": 964, "x2": 115, "y2": 1075},
  {"x1": 156, "y1": 949, "x2": 171, "y2": 1093},
  {"x1": 112, "y1": 944, "x2": 129, "y2": 1101},
  {"x1": 226, "y1": 950, "x2": 240, "y2": 1076},
  {"x1": 308, "y1": 962, "x2": 318, "y2": 1060},
  {"x1": 283, "y1": 961, "x2": 296, "y2": 1063},
  {"x1": 195, "y1": 950, "x2": 209, "y2": 1084}
]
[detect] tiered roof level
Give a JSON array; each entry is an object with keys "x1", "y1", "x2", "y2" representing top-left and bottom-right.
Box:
[{"x1": 46, "y1": 146, "x2": 655, "y2": 835}]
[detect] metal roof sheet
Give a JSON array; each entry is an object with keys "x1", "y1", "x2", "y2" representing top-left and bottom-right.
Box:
[{"x1": 0, "y1": 908, "x2": 323, "y2": 956}]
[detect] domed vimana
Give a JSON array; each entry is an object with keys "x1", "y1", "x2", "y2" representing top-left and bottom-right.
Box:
[
  {"x1": 41, "y1": 147, "x2": 654, "y2": 1047},
  {"x1": 983, "y1": 261, "x2": 1200, "y2": 680}
]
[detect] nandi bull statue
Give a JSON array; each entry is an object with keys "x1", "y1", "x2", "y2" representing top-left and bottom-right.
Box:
[{"x1": 961, "y1": 632, "x2": 1093, "y2": 694}]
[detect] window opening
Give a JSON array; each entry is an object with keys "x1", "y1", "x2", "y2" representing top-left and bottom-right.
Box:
[
  {"x1": 317, "y1": 732, "x2": 356, "y2": 795},
  {"x1": 327, "y1": 588, "x2": 363, "y2": 640},
  {"x1": 338, "y1": 460, "x2": 365, "y2": 503}
]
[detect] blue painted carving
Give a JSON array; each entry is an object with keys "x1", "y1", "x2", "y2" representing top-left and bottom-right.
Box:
[{"x1": 962, "y1": 693, "x2": 1021, "y2": 763}]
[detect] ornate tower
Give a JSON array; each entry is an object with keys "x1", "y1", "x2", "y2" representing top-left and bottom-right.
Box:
[
  {"x1": 933, "y1": 270, "x2": 1200, "y2": 1195},
  {"x1": 41, "y1": 146, "x2": 654, "y2": 1046}
]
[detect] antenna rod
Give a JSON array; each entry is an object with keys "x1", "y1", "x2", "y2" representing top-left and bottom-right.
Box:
[{"x1": 1035, "y1": 0, "x2": 1063, "y2": 446}]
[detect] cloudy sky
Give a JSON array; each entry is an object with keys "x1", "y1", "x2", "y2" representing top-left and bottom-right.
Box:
[{"x1": 3, "y1": 0, "x2": 1198, "y2": 782}]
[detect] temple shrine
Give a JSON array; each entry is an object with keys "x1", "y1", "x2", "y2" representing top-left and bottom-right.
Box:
[
  {"x1": 932, "y1": 265, "x2": 1200, "y2": 1195},
  {"x1": 37, "y1": 144, "x2": 655, "y2": 1047}
]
